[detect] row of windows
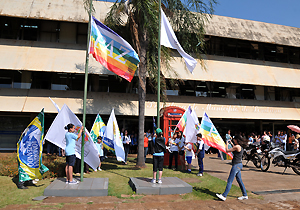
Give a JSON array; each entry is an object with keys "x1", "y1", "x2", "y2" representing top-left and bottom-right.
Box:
[
  {"x1": 205, "y1": 36, "x2": 300, "y2": 64},
  {"x1": 1, "y1": 69, "x2": 299, "y2": 102},
  {"x1": 0, "y1": 16, "x2": 87, "y2": 44},
  {"x1": 1, "y1": 16, "x2": 300, "y2": 65}
]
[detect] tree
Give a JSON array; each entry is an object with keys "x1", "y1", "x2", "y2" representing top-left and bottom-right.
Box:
[{"x1": 105, "y1": 0, "x2": 216, "y2": 167}]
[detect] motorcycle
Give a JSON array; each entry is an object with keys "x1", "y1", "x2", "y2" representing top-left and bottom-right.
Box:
[
  {"x1": 242, "y1": 142, "x2": 262, "y2": 168},
  {"x1": 260, "y1": 142, "x2": 300, "y2": 175}
]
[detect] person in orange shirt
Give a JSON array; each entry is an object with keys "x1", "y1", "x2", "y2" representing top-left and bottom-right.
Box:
[{"x1": 144, "y1": 133, "x2": 149, "y2": 163}]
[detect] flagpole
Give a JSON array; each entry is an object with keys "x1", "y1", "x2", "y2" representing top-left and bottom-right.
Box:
[
  {"x1": 157, "y1": 0, "x2": 162, "y2": 129},
  {"x1": 81, "y1": 0, "x2": 93, "y2": 182}
]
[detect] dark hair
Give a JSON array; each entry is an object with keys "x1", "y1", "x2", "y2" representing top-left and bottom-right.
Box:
[
  {"x1": 97, "y1": 136, "x2": 102, "y2": 140},
  {"x1": 64, "y1": 123, "x2": 74, "y2": 131},
  {"x1": 234, "y1": 134, "x2": 248, "y2": 149}
]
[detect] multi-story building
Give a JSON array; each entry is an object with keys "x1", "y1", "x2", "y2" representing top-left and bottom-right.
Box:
[{"x1": 1, "y1": 0, "x2": 300, "y2": 149}]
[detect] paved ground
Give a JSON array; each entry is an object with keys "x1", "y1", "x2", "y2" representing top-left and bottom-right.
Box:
[
  {"x1": 201, "y1": 154, "x2": 300, "y2": 203},
  {"x1": 3, "y1": 154, "x2": 300, "y2": 209}
]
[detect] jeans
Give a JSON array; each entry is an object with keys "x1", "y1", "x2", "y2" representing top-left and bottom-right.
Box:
[
  {"x1": 197, "y1": 156, "x2": 204, "y2": 173},
  {"x1": 169, "y1": 151, "x2": 178, "y2": 169},
  {"x1": 144, "y1": 147, "x2": 148, "y2": 162},
  {"x1": 123, "y1": 144, "x2": 130, "y2": 162},
  {"x1": 222, "y1": 163, "x2": 247, "y2": 197}
]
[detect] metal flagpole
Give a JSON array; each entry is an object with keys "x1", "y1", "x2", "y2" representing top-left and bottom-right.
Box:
[
  {"x1": 81, "y1": 0, "x2": 93, "y2": 182},
  {"x1": 157, "y1": 0, "x2": 162, "y2": 129}
]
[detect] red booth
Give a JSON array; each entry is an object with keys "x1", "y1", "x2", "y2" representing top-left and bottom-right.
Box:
[{"x1": 159, "y1": 106, "x2": 186, "y2": 167}]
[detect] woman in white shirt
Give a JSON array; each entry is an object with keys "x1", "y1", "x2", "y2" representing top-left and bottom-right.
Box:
[
  {"x1": 122, "y1": 130, "x2": 131, "y2": 164},
  {"x1": 168, "y1": 132, "x2": 179, "y2": 170}
]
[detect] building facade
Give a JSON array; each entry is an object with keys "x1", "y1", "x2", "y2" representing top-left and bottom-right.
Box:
[{"x1": 1, "y1": 0, "x2": 300, "y2": 149}]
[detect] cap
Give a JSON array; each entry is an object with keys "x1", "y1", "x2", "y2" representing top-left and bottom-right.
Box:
[{"x1": 156, "y1": 128, "x2": 162, "y2": 134}]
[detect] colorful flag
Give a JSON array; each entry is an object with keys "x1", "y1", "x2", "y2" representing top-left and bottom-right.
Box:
[
  {"x1": 89, "y1": 16, "x2": 140, "y2": 82},
  {"x1": 175, "y1": 106, "x2": 192, "y2": 132},
  {"x1": 45, "y1": 104, "x2": 100, "y2": 170},
  {"x1": 90, "y1": 113, "x2": 106, "y2": 143},
  {"x1": 17, "y1": 109, "x2": 49, "y2": 182},
  {"x1": 104, "y1": 109, "x2": 125, "y2": 162},
  {"x1": 200, "y1": 112, "x2": 233, "y2": 159},
  {"x1": 160, "y1": 9, "x2": 197, "y2": 73}
]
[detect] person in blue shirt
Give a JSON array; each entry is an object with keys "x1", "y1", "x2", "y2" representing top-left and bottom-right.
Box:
[
  {"x1": 95, "y1": 136, "x2": 104, "y2": 171},
  {"x1": 151, "y1": 128, "x2": 167, "y2": 184},
  {"x1": 64, "y1": 123, "x2": 83, "y2": 185}
]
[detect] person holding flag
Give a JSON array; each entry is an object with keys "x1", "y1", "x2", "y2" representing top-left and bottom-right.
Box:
[
  {"x1": 216, "y1": 134, "x2": 249, "y2": 201},
  {"x1": 64, "y1": 123, "x2": 83, "y2": 184}
]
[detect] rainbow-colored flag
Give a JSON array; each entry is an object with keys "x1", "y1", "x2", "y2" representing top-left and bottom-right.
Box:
[
  {"x1": 199, "y1": 112, "x2": 233, "y2": 159},
  {"x1": 90, "y1": 113, "x2": 106, "y2": 143},
  {"x1": 175, "y1": 106, "x2": 192, "y2": 131},
  {"x1": 89, "y1": 16, "x2": 140, "y2": 82}
]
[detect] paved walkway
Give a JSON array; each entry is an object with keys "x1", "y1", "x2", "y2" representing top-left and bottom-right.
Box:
[{"x1": 198, "y1": 154, "x2": 300, "y2": 202}]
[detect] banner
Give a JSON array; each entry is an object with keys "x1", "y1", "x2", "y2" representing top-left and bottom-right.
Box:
[
  {"x1": 89, "y1": 16, "x2": 140, "y2": 82},
  {"x1": 200, "y1": 112, "x2": 233, "y2": 159},
  {"x1": 45, "y1": 104, "x2": 100, "y2": 170},
  {"x1": 17, "y1": 109, "x2": 49, "y2": 182},
  {"x1": 104, "y1": 109, "x2": 125, "y2": 161}
]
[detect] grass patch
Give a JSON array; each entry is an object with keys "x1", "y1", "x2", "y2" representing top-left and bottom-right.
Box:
[{"x1": 0, "y1": 153, "x2": 252, "y2": 208}]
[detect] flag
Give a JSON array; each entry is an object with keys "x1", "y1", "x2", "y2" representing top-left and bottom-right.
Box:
[
  {"x1": 184, "y1": 108, "x2": 200, "y2": 143},
  {"x1": 104, "y1": 109, "x2": 125, "y2": 162},
  {"x1": 160, "y1": 9, "x2": 197, "y2": 73},
  {"x1": 45, "y1": 104, "x2": 100, "y2": 170},
  {"x1": 90, "y1": 113, "x2": 106, "y2": 143},
  {"x1": 200, "y1": 112, "x2": 233, "y2": 159},
  {"x1": 17, "y1": 109, "x2": 49, "y2": 182},
  {"x1": 49, "y1": 97, "x2": 60, "y2": 112},
  {"x1": 89, "y1": 16, "x2": 140, "y2": 82},
  {"x1": 175, "y1": 106, "x2": 192, "y2": 132}
]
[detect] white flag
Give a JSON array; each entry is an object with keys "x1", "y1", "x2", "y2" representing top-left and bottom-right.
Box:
[
  {"x1": 184, "y1": 109, "x2": 199, "y2": 143},
  {"x1": 49, "y1": 97, "x2": 60, "y2": 112},
  {"x1": 105, "y1": 109, "x2": 125, "y2": 162},
  {"x1": 45, "y1": 104, "x2": 100, "y2": 170},
  {"x1": 160, "y1": 9, "x2": 197, "y2": 73}
]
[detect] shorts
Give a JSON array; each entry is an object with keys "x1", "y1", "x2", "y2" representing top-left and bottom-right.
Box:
[
  {"x1": 153, "y1": 156, "x2": 164, "y2": 172},
  {"x1": 66, "y1": 154, "x2": 76, "y2": 166},
  {"x1": 100, "y1": 156, "x2": 104, "y2": 162},
  {"x1": 186, "y1": 156, "x2": 192, "y2": 164}
]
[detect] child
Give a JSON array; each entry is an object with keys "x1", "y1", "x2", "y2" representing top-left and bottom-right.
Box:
[
  {"x1": 95, "y1": 136, "x2": 104, "y2": 171},
  {"x1": 195, "y1": 133, "x2": 205, "y2": 176},
  {"x1": 184, "y1": 141, "x2": 193, "y2": 173}
]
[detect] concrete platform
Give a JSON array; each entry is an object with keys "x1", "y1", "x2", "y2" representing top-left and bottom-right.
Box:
[
  {"x1": 129, "y1": 177, "x2": 193, "y2": 195},
  {"x1": 44, "y1": 178, "x2": 108, "y2": 197}
]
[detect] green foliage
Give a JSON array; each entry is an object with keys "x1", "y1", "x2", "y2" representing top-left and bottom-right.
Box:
[{"x1": 104, "y1": 0, "x2": 217, "y2": 99}]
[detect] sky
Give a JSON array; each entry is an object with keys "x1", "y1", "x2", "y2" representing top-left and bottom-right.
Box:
[
  {"x1": 102, "y1": 0, "x2": 300, "y2": 28},
  {"x1": 213, "y1": 0, "x2": 300, "y2": 28}
]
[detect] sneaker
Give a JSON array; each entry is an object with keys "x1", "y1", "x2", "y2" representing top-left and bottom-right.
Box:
[
  {"x1": 197, "y1": 173, "x2": 203, "y2": 177},
  {"x1": 216, "y1": 193, "x2": 226, "y2": 201},
  {"x1": 69, "y1": 180, "x2": 79, "y2": 185},
  {"x1": 66, "y1": 180, "x2": 69, "y2": 184},
  {"x1": 151, "y1": 179, "x2": 156, "y2": 184},
  {"x1": 94, "y1": 168, "x2": 97, "y2": 172},
  {"x1": 238, "y1": 196, "x2": 248, "y2": 200},
  {"x1": 186, "y1": 170, "x2": 191, "y2": 173},
  {"x1": 157, "y1": 179, "x2": 162, "y2": 184},
  {"x1": 98, "y1": 167, "x2": 102, "y2": 171}
]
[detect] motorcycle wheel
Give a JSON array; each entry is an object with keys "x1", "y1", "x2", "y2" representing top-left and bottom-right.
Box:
[
  {"x1": 253, "y1": 154, "x2": 261, "y2": 168},
  {"x1": 260, "y1": 155, "x2": 270, "y2": 172},
  {"x1": 292, "y1": 159, "x2": 300, "y2": 175}
]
